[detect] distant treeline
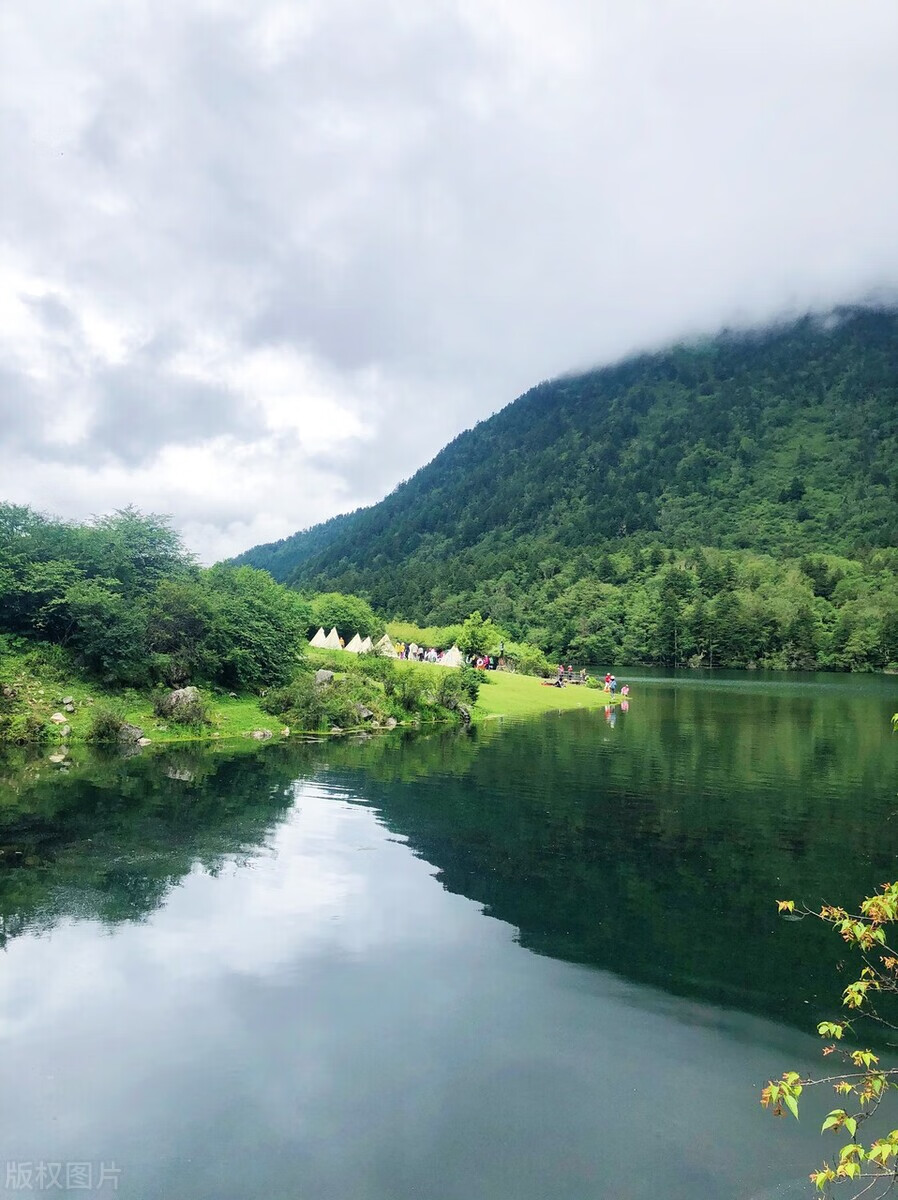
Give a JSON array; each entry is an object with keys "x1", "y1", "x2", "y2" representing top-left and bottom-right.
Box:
[
  {"x1": 482, "y1": 543, "x2": 898, "y2": 670},
  {"x1": 382, "y1": 546, "x2": 896, "y2": 671}
]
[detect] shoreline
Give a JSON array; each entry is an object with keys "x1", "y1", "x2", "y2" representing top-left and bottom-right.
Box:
[{"x1": 0, "y1": 655, "x2": 623, "y2": 751}]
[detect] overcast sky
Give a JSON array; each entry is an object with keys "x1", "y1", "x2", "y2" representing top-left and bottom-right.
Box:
[{"x1": 1, "y1": 0, "x2": 897, "y2": 562}]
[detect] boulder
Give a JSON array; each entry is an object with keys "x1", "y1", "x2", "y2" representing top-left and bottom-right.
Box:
[
  {"x1": 354, "y1": 704, "x2": 375, "y2": 721},
  {"x1": 384, "y1": 717, "x2": 398, "y2": 729},
  {"x1": 50, "y1": 712, "x2": 67, "y2": 724},
  {"x1": 48, "y1": 753, "x2": 67, "y2": 764},
  {"x1": 137, "y1": 737, "x2": 152, "y2": 747},
  {"x1": 155, "y1": 686, "x2": 202, "y2": 718},
  {"x1": 250, "y1": 729, "x2": 272, "y2": 740},
  {"x1": 2, "y1": 685, "x2": 16, "y2": 699},
  {"x1": 118, "y1": 723, "x2": 144, "y2": 743},
  {"x1": 60, "y1": 724, "x2": 71, "y2": 738},
  {"x1": 61, "y1": 696, "x2": 74, "y2": 706},
  {"x1": 329, "y1": 725, "x2": 343, "y2": 734},
  {"x1": 64, "y1": 703, "x2": 76, "y2": 713},
  {"x1": 315, "y1": 669, "x2": 334, "y2": 686},
  {"x1": 280, "y1": 727, "x2": 290, "y2": 737}
]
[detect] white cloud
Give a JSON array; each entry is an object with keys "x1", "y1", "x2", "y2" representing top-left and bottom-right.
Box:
[{"x1": 1, "y1": 0, "x2": 896, "y2": 558}]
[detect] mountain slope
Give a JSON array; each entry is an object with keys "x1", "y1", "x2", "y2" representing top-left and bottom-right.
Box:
[{"x1": 236, "y1": 309, "x2": 898, "y2": 615}]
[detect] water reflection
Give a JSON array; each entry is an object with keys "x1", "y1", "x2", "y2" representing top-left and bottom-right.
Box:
[
  {"x1": 1, "y1": 671, "x2": 896, "y2": 1030},
  {"x1": 0, "y1": 676, "x2": 896, "y2": 1199}
]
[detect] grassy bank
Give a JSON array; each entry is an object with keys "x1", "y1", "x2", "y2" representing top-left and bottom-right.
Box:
[
  {"x1": 0, "y1": 645, "x2": 622, "y2": 750},
  {"x1": 307, "y1": 649, "x2": 620, "y2": 721},
  {"x1": 472, "y1": 669, "x2": 620, "y2": 720},
  {"x1": 0, "y1": 652, "x2": 284, "y2": 746}
]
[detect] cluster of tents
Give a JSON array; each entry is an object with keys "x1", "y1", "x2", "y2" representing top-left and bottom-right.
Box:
[
  {"x1": 307, "y1": 628, "x2": 466, "y2": 667},
  {"x1": 308, "y1": 627, "x2": 375, "y2": 653}
]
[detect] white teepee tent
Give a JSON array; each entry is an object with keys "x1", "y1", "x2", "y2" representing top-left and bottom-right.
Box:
[
  {"x1": 376, "y1": 634, "x2": 398, "y2": 658},
  {"x1": 360, "y1": 636, "x2": 374, "y2": 653},
  {"x1": 309, "y1": 627, "x2": 328, "y2": 648},
  {"x1": 442, "y1": 644, "x2": 464, "y2": 667},
  {"x1": 323, "y1": 627, "x2": 342, "y2": 650},
  {"x1": 344, "y1": 633, "x2": 364, "y2": 654}
]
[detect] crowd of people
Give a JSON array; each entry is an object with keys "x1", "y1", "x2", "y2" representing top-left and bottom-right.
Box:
[
  {"x1": 394, "y1": 641, "x2": 504, "y2": 668},
  {"x1": 550, "y1": 664, "x2": 587, "y2": 686},
  {"x1": 395, "y1": 642, "x2": 440, "y2": 662},
  {"x1": 547, "y1": 666, "x2": 631, "y2": 695}
]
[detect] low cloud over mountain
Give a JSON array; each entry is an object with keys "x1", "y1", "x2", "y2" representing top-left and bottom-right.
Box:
[{"x1": 2, "y1": 0, "x2": 896, "y2": 559}]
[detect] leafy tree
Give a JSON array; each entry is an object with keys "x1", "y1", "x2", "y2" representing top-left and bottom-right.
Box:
[
  {"x1": 458, "y1": 611, "x2": 499, "y2": 657},
  {"x1": 765, "y1": 716, "x2": 898, "y2": 1200},
  {"x1": 201, "y1": 566, "x2": 310, "y2": 690},
  {"x1": 63, "y1": 579, "x2": 149, "y2": 685},
  {"x1": 308, "y1": 592, "x2": 383, "y2": 641},
  {"x1": 87, "y1": 506, "x2": 192, "y2": 591},
  {"x1": 145, "y1": 577, "x2": 219, "y2": 686}
]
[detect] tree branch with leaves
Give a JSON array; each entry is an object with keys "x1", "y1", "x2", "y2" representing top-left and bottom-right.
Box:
[{"x1": 763, "y1": 880, "x2": 898, "y2": 1197}]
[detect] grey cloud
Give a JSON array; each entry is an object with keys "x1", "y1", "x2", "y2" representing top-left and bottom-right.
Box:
[
  {"x1": 1, "y1": 0, "x2": 897, "y2": 556},
  {"x1": 0, "y1": 367, "x2": 42, "y2": 447},
  {"x1": 86, "y1": 363, "x2": 251, "y2": 467},
  {"x1": 23, "y1": 293, "x2": 78, "y2": 333}
]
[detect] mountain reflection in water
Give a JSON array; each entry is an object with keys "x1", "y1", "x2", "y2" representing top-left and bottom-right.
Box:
[{"x1": 1, "y1": 672, "x2": 896, "y2": 1200}]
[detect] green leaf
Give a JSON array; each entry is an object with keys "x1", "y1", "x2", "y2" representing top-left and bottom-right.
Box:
[{"x1": 784, "y1": 1093, "x2": 799, "y2": 1120}]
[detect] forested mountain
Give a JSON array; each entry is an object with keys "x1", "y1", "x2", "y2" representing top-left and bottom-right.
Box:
[{"x1": 235, "y1": 309, "x2": 898, "y2": 669}]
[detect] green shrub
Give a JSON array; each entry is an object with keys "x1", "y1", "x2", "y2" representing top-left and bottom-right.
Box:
[
  {"x1": 261, "y1": 671, "x2": 386, "y2": 731},
  {"x1": 0, "y1": 710, "x2": 49, "y2": 745},
  {"x1": 308, "y1": 592, "x2": 383, "y2": 641},
  {"x1": 432, "y1": 670, "x2": 464, "y2": 710},
  {"x1": 21, "y1": 642, "x2": 75, "y2": 679},
  {"x1": 0, "y1": 677, "x2": 49, "y2": 745},
  {"x1": 86, "y1": 708, "x2": 130, "y2": 744},
  {"x1": 457, "y1": 666, "x2": 482, "y2": 704},
  {"x1": 392, "y1": 667, "x2": 430, "y2": 713},
  {"x1": 502, "y1": 640, "x2": 551, "y2": 677},
  {"x1": 350, "y1": 654, "x2": 398, "y2": 687}
]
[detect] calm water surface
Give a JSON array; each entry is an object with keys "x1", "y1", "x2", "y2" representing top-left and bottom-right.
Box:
[{"x1": 1, "y1": 671, "x2": 897, "y2": 1200}]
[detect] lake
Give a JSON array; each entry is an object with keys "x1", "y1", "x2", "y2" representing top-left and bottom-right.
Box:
[{"x1": 1, "y1": 670, "x2": 897, "y2": 1199}]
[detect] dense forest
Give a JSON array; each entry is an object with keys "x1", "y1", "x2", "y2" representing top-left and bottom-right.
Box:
[
  {"x1": 235, "y1": 308, "x2": 898, "y2": 670},
  {"x1": 0, "y1": 504, "x2": 310, "y2": 690}
]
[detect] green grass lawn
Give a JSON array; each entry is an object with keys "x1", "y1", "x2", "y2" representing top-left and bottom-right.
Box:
[{"x1": 472, "y1": 670, "x2": 617, "y2": 720}]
